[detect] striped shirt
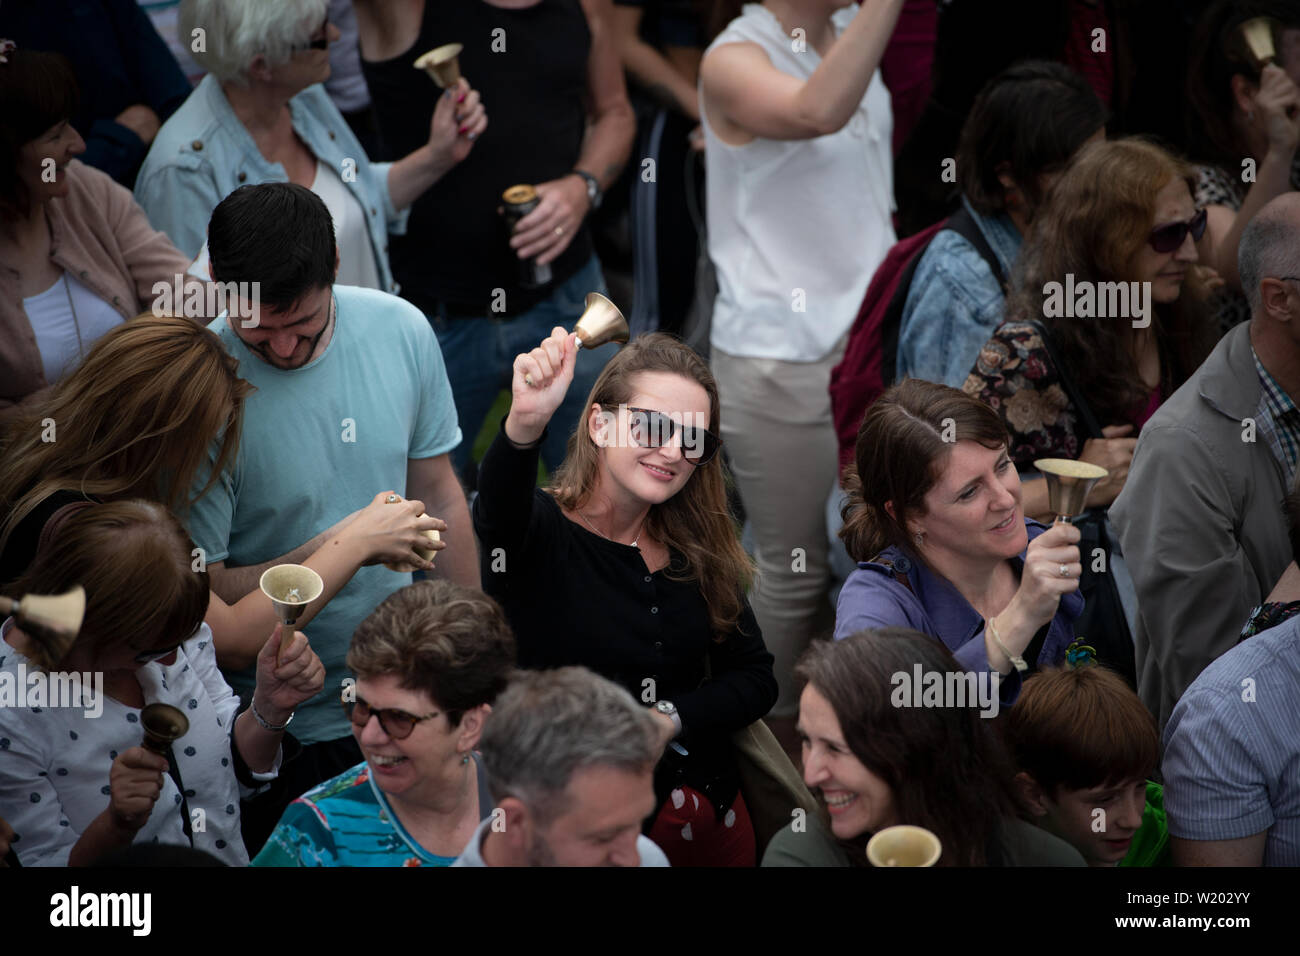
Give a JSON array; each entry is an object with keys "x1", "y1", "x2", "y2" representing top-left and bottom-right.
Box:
[
  {"x1": 1253, "y1": 349, "x2": 1300, "y2": 488},
  {"x1": 1162, "y1": 614, "x2": 1300, "y2": 865}
]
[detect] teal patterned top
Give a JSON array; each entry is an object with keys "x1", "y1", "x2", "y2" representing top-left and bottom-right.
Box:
[{"x1": 251, "y1": 756, "x2": 493, "y2": 867}]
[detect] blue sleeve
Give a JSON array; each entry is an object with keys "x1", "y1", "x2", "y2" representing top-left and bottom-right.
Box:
[
  {"x1": 897, "y1": 242, "x2": 1005, "y2": 388},
  {"x1": 251, "y1": 799, "x2": 340, "y2": 867},
  {"x1": 134, "y1": 161, "x2": 220, "y2": 261},
  {"x1": 184, "y1": 439, "x2": 237, "y2": 564},
  {"x1": 409, "y1": 319, "x2": 463, "y2": 459},
  {"x1": 1162, "y1": 687, "x2": 1274, "y2": 843}
]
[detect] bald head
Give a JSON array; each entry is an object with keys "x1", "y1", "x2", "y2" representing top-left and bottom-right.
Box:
[{"x1": 1239, "y1": 193, "x2": 1300, "y2": 316}]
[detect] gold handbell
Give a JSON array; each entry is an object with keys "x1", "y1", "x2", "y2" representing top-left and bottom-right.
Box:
[
  {"x1": 524, "y1": 292, "x2": 628, "y2": 386},
  {"x1": 574, "y1": 292, "x2": 629, "y2": 351},
  {"x1": 1237, "y1": 17, "x2": 1278, "y2": 70},
  {"x1": 414, "y1": 43, "x2": 463, "y2": 88},
  {"x1": 866, "y1": 825, "x2": 943, "y2": 867},
  {"x1": 140, "y1": 703, "x2": 190, "y2": 755},
  {"x1": 382, "y1": 493, "x2": 442, "y2": 571},
  {"x1": 0, "y1": 586, "x2": 85, "y2": 643},
  {"x1": 259, "y1": 564, "x2": 323, "y2": 663},
  {"x1": 1034, "y1": 458, "x2": 1109, "y2": 524}
]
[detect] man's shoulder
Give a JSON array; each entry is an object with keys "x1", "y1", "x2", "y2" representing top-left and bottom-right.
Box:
[
  {"x1": 1187, "y1": 615, "x2": 1300, "y2": 701},
  {"x1": 335, "y1": 285, "x2": 430, "y2": 338}
]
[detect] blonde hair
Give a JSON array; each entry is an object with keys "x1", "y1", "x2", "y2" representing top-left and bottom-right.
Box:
[
  {"x1": 549, "y1": 333, "x2": 753, "y2": 639},
  {"x1": 0, "y1": 314, "x2": 252, "y2": 563},
  {"x1": 8, "y1": 500, "x2": 210, "y2": 670}
]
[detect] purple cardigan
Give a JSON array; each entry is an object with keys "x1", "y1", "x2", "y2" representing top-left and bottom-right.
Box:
[{"x1": 834, "y1": 520, "x2": 1084, "y2": 703}]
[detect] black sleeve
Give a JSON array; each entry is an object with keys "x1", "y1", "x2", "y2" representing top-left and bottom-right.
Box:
[
  {"x1": 674, "y1": 599, "x2": 778, "y2": 739},
  {"x1": 472, "y1": 418, "x2": 553, "y2": 558}
]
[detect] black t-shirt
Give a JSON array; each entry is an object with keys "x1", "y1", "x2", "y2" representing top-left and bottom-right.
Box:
[
  {"x1": 362, "y1": 0, "x2": 596, "y2": 316},
  {"x1": 0, "y1": 490, "x2": 97, "y2": 590}
]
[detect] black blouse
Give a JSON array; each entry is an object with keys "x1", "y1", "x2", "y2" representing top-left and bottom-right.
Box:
[{"x1": 473, "y1": 421, "x2": 777, "y2": 753}]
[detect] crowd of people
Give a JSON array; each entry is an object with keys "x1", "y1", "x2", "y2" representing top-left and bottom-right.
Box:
[{"x1": 1, "y1": 0, "x2": 1298, "y2": 869}]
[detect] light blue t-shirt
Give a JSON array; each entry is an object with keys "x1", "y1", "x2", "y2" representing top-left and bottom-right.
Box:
[{"x1": 186, "y1": 285, "x2": 461, "y2": 744}]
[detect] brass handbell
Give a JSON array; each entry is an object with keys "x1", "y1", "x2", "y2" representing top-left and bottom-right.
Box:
[
  {"x1": 1034, "y1": 458, "x2": 1109, "y2": 524},
  {"x1": 574, "y1": 292, "x2": 629, "y2": 351},
  {"x1": 524, "y1": 292, "x2": 628, "y2": 386},
  {"x1": 1237, "y1": 17, "x2": 1278, "y2": 70},
  {"x1": 259, "y1": 564, "x2": 323, "y2": 663},
  {"x1": 414, "y1": 43, "x2": 463, "y2": 88},
  {"x1": 0, "y1": 586, "x2": 85, "y2": 642},
  {"x1": 866, "y1": 825, "x2": 942, "y2": 867},
  {"x1": 140, "y1": 703, "x2": 189, "y2": 755}
]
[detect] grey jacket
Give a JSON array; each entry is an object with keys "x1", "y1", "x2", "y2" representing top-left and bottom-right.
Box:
[{"x1": 1112, "y1": 322, "x2": 1292, "y2": 729}]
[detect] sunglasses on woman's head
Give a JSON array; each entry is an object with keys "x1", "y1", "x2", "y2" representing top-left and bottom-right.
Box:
[
  {"x1": 1147, "y1": 207, "x2": 1207, "y2": 253},
  {"x1": 342, "y1": 694, "x2": 440, "y2": 740},
  {"x1": 625, "y1": 407, "x2": 722, "y2": 466}
]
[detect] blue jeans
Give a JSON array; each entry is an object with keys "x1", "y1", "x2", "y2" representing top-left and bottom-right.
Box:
[{"x1": 428, "y1": 256, "x2": 612, "y2": 477}]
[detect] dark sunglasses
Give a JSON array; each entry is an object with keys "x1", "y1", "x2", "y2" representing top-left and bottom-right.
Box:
[
  {"x1": 1147, "y1": 207, "x2": 1206, "y2": 253},
  {"x1": 343, "y1": 694, "x2": 439, "y2": 740},
  {"x1": 625, "y1": 407, "x2": 722, "y2": 466},
  {"x1": 293, "y1": 16, "x2": 330, "y2": 52}
]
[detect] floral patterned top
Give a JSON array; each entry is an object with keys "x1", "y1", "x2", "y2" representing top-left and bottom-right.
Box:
[
  {"x1": 962, "y1": 321, "x2": 1087, "y2": 466},
  {"x1": 1239, "y1": 601, "x2": 1300, "y2": 643}
]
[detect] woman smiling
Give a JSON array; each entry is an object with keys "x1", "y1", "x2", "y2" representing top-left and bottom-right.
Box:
[
  {"x1": 762, "y1": 629, "x2": 1085, "y2": 866},
  {"x1": 474, "y1": 329, "x2": 778, "y2": 866},
  {"x1": 836, "y1": 380, "x2": 1083, "y2": 698}
]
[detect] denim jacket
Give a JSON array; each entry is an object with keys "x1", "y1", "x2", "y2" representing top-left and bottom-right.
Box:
[
  {"x1": 134, "y1": 74, "x2": 408, "y2": 292},
  {"x1": 834, "y1": 519, "x2": 1084, "y2": 706},
  {"x1": 896, "y1": 197, "x2": 1021, "y2": 387}
]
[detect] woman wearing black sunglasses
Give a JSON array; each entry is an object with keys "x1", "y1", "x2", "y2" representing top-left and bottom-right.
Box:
[
  {"x1": 0, "y1": 500, "x2": 323, "y2": 867},
  {"x1": 963, "y1": 138, "x2": 1219, "y2": 521},
  {"x1": 473, "y1": 329, "x2": 778, "y2": 867}
]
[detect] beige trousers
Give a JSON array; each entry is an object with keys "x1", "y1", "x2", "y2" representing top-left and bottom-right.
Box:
[{"x1": 712, "y1": 337, "x2": 845, "y2": 716}]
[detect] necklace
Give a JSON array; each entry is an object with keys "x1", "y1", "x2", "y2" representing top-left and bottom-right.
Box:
[{"x1": 578, "y1": 508, "x2": 646, "y2": 549}]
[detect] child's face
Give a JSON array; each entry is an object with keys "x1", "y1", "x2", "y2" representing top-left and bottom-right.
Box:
[{"x1": 1037, "y1": 778, "x2": 1148, "y2": 866}]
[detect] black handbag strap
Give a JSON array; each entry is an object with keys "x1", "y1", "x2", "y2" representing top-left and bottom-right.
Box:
[
  {"x1": 945, "y1": 203, "x2": 1007, "y2": 289},
  {"x1": 165, "y1": 744, "x2": 196, "y2": 848},
  {"x1": 1026, "y1": 320, "x2": 1104, "y2": 440}
]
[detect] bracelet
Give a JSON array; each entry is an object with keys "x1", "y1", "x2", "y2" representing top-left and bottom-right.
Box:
[
  {"x1": 250, "y1": 700, "x2": 293, "y2": 732},
  {"x1": 986, "y1": 615, "x2": 1028, "y2": 673}
]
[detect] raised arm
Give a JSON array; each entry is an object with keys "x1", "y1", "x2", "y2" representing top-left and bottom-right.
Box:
[{"x1": 699, "y1": 0, "x2": 904, "y2": 142}]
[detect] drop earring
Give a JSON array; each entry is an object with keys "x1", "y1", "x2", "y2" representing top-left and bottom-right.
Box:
[
  {"x1": 913, "y1": 532, "x2": 924, "y2": 548},
  {"x1": 461, "y1": 753, "x2": 470, "y2": 765}
]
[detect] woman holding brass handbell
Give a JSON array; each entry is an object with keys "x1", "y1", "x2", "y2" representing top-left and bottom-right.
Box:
[
  {"x1": 0, "y1": 500, "x2": 324, "y2": 866},
  {"x1": 474, "y1": 328, "x2": 778, "y2": 866}
]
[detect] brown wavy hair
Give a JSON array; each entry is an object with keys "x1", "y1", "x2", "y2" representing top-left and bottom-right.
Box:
[
  {"x1": 1004, "y1": 138, "x2": 1217, "y2": 427},
  {"x1": 796, "y1": 628, "x2": 1023, "y2": 867},
  {"x1": 549, "y1": 333, "x2": 753, "y2": 639},
  {"x1": 348, "y1": 579, "x2": 518, "y2": 726},
  {"x1": 8, "y1": 500, "x2": 211, "y2": 670},
  {"x1": 840, "y1": 379, "x2": 1010, "y2": 564},
  {"x1": 0, "y1": 315, "x2": 252, "y2": 564}
]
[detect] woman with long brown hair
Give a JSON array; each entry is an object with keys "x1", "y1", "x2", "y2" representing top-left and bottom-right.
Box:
[
  {"x1": 964, "y1": 138, "x2": 1220, "y2": 520},
  {"x1": 837, "y1": 379, "x2": 1082, "y2": 693},
  {"x1": 762, "y1": 628, "x2": 1084, "y2": 866},
  {"x1": 473, "y1": 328, "x2": 778, "y2": 866},
  {"x1": 0, "y1": 313, "x2": 449, "y2": 662}
]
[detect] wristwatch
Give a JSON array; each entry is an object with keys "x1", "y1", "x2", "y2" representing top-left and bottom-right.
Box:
[
  {"x1": 573, "y1": 169, "x2": 602, "y2": 211},
  {"x1": 654, "y1": 699, "x2": 682, "y2": 735}
]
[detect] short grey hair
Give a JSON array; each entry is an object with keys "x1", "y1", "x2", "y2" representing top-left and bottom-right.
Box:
[
  {"x1": 479, "y1": 667, "x2": 657, "y2": 822},
  {"x1": 1238, "y1": 198, "x2": 1300, "y2": 315},
  {"x1": 180, "y1": 0, "x2": 328, "y2": 85}
]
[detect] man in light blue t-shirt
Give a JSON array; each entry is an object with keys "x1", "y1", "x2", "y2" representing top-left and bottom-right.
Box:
[{"x1": 186, "y1": 183, "x2": 479, "y2": 851}]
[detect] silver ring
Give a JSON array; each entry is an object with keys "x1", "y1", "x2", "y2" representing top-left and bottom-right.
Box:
[
  {"x1": 554, "y1": 225, "x2": 564, "y2": 236},
  {"x1": 1059, "y1": 563, "x2": 1069, "y2": 578}
]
